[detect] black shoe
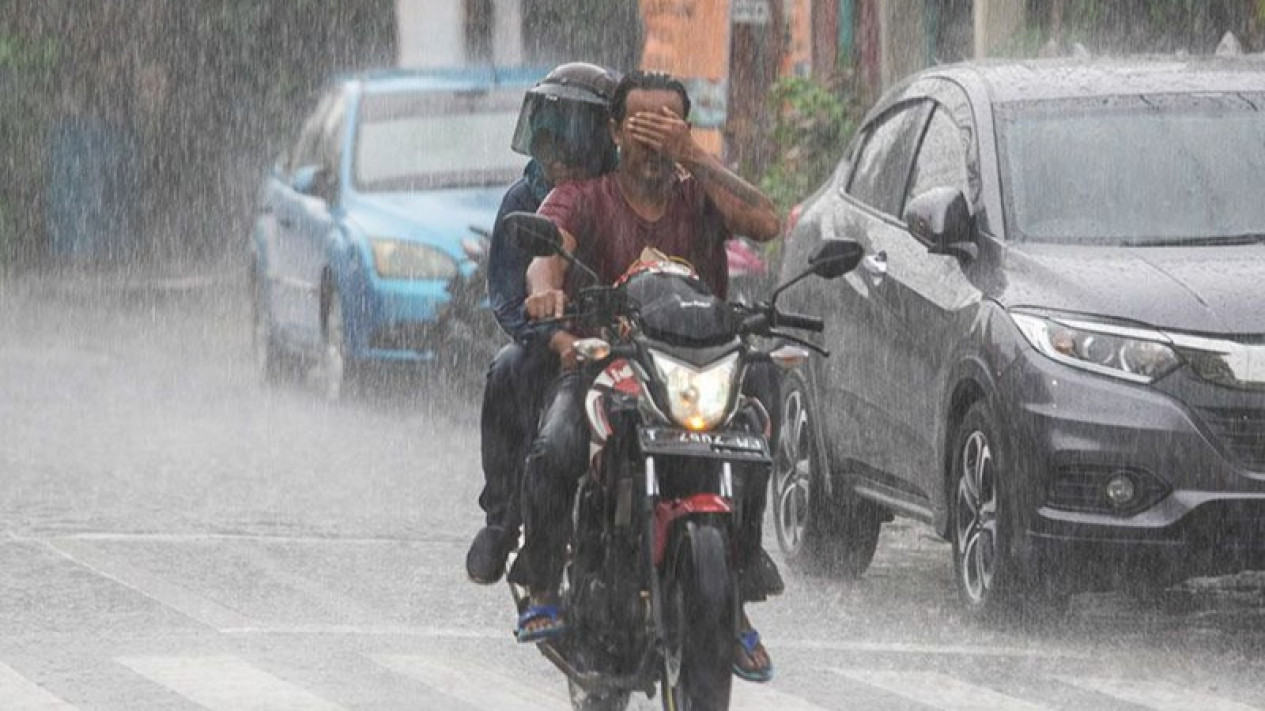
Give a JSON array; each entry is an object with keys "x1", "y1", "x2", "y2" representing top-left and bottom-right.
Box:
[
  {"x1": 740, "y1": 547, "x2": 785, "y2": 602},
  {"x1": 466, "y1": 526, "x2": 516, "y2": 585}
]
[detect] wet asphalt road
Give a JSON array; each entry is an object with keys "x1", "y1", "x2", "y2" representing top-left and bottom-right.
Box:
[{"x1": 2, "y1": 266, "x2": 1264, "y2": 710}]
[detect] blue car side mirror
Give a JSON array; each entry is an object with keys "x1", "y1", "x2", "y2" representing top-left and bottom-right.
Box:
[{"x1": 292, "y1": 164, "x2": 336, "y2": 203}]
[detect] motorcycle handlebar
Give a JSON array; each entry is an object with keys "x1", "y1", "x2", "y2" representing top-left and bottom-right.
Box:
[{"x1": 776, "y1": 312, "x2": 824, "y2": 333}]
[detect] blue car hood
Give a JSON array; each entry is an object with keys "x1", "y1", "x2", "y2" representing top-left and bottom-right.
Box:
[
  {"x1": 1000, "y1": 243, "x2": 1265, "y2": 334},
  {"x1": 343, "y1": 188, "x2": 508, "y2": 255}
]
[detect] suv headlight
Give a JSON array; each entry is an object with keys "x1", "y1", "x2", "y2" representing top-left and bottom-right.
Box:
[
  {"x1": 650, "y1": 350, "x2": 740, "y2": 431},
  {"x1": 369, "y1": 238, "x2": 458, "y2": 280},
  {"x1": 1009, "y1": 310, "x2": 1181, "y2": 383}
]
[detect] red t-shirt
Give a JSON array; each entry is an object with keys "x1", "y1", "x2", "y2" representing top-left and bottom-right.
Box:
[{"x1": 537, "y1": 173, "x2": 731, "y2": 299}]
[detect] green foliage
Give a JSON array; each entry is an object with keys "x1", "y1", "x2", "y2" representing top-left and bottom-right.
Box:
[
  {"x1": 758, "y1": 73, "x2": 863, "y2": 216},
  {"x1": 0, "y1": 34, "x2": 58, "y2": 69},
  {"x1": 0, "y1": 199, "x2": 12, "y2": 268},
  {"x1": 0, "y1": 29, "x2": 61, "y2": 266}
]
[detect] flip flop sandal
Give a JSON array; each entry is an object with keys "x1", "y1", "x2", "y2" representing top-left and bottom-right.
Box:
[
  {"x1": 732, "y1": 628, "x2": 774, "y2": 683},
  {"x1": 514, "y1": 604, "x2": 566, "y2": 644}
]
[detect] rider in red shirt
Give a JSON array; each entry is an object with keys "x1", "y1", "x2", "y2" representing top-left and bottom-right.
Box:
[{"x1": 511, "y1": 70, "x2": 782, "y2": 683}]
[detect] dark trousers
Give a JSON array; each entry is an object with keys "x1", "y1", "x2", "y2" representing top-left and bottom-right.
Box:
[
  {"x1": 478, "y1": 340, "x2": 558, "y2": 531},
  {"x1": 509, "y1": 361, "x2": 783, "y2": 595},
  {"x1": 508, "y1": 370, "x2": 591, "y2": 592}
]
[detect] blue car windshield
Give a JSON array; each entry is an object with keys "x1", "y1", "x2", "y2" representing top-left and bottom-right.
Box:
[
  {"x1": 354, "y1": 89, "x2": 526, "y2": 191},
  {"x1": 997, "y1": 92, "x2": 1265, "y2": 246}
]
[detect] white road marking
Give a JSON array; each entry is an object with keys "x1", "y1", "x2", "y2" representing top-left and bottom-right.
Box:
[
  {"x1": 784, "y1": 639, "x2": 1086, "y2": 660},
  {"x1": 0, "y1": 662, "x2": 77, "y2": 710},
  {"x1": 1058, "y1": 676, "x2": 1262, "y2": 711},
  {"x1": 39, "y1": 538, "x2": 254, "y2": 630},
  {"x1": 54, "y1": 532, "x2": 465, "y2": 546},
  {"x1": 730, "y1": 682, "x2": 835, "y2": 711},
  {"x1": 222, "y1": 624, "x2": 508, "y2": 638},
  {"x1": 835, "y1": 669, "x2": 1050, "y2": 710},
  {"x1": 373, "y1": 654, "x2": 566, "y2": 711},
  {"x1": 119, "y1": 655, "x2": 345, "y2": 711}
]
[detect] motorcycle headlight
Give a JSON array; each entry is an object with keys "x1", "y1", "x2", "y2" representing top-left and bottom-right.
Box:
[
  {"x1": 650, "y1": 350, "x2": 740, "y2": 431},
  {"x1": 1009, "y1": 310, "x2": 1181, "y2": 383},
  {"x1": 369, "y1": 238, "x2": 458, "y2": 281}
]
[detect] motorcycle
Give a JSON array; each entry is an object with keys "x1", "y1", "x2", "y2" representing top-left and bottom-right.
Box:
[{"x1": 501, "y1": 212, "x2": 863, "y2": 711}]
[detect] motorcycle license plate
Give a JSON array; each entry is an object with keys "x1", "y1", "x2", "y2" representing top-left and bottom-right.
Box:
[{"x1": 638, "y1": 427, "x2": 770, "y2": 463}]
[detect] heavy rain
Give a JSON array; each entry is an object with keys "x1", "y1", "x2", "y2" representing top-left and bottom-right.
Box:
[{"x1": 2, "y1": 1, "x2": 1265, "y2": 709}]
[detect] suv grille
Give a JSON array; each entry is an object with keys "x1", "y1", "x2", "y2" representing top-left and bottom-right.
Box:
[{"x1": 1195, "y1": 406, "x2": 1265, "y2": 472}]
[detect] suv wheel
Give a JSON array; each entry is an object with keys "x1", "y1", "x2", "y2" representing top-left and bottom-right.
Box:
[
  {"x1": 950, "y1": 400, "x2": 1066, "y2": 620},
  {"x1": 773, "y1": 369, "x2": 881, "y2": 577}
]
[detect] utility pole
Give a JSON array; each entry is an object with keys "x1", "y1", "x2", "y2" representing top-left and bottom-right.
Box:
[{"x1": 725, "y1": 0, "x2": 785, "y2": 177}]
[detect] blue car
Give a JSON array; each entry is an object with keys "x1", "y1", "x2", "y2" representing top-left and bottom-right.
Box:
[{"x1": 249, "y1": 67, "x2": 542, "y2": 398}]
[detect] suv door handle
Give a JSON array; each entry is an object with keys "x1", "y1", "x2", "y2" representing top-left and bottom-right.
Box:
[{"x1": 862, "y1": 251, "x2": 888, "y2": 283}]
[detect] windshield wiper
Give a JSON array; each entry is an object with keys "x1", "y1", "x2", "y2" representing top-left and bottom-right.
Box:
[{"x1": 1122, "y1": 233, "x2": 1265, "y2": 247}]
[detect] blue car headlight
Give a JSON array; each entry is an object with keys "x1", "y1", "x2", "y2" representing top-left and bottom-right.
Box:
[
  {"x1": 369, "y1": 238, "x2": 458, "y2": 281},
  {"x1": 1009, "y1": 310, "x2": 1181, "y2": 383}
]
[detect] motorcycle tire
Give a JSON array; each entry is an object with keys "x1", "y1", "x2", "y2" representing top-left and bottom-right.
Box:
[{"x1": 660, "y1": 521, "x2": 734, "y2": 711}]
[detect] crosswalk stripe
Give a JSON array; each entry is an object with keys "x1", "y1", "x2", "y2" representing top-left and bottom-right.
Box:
[
  {"x1": 119, "y1": 656, "x2": 345, "y2": 711},
  {"x1": 834, "y1": 669, "x2": 1050, "y2": 710},
  {"x1": 730, "y1": 681, "x2": 836, "y2": 711},
  {"x1": 0, "y1": 662, "x2": 77, "y2": 710},
  {"x1": 1057, "y1": 676, "x2": 1262, "y2": 711},
  {"x1": 42, "y1": 539, "x2": 254, "y2": 630},
  {"x1": 373, "y1": 654, "x2": 567, "y2": 711}
]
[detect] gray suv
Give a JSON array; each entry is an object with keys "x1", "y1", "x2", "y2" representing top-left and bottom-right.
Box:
[{"x1": 773, "y1": 57, "x2": 1265, "y2": 618}]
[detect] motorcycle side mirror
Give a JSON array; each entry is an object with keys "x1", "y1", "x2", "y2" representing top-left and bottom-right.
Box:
[
  {"x1": 502, "y1": 211, "x2": 603, "y2": 286},
  {"x1": 769, "y1": 239, "x2": 866, "y2": 304},
  {"x1": 503, "y1": 212, "x2": 563, "y2": 258},
  {"x1": 807, "y1": 240, "x2": 864, "y2": 279}
]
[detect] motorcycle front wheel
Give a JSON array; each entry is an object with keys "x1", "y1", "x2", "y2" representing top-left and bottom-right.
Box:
[{"x1": 660, "y1": 521, "x2": 734, "y2": 711}]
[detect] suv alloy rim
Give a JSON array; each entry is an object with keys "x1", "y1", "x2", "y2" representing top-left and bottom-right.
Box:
[
  {"x1": 775, "y1": 387, "x2": 812, "y2": 554},
  {"x1": 955, "y1": 430, "x2": 997, "y2": 604}
]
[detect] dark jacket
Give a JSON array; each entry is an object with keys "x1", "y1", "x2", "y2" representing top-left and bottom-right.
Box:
[{"x1": 488, "y1": 161, "x2": 553, "y2": 342}]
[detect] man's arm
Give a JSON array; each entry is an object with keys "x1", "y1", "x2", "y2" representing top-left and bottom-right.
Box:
[
  {"x1": 524, "y1": 227, "x2": 577, "y2": 320},
  {"x1": 627, "y1": 107, "x2": 782, "y2": 242},
  {"x1": 524, "y1": 228, "x2": 581, "y2": 369}
]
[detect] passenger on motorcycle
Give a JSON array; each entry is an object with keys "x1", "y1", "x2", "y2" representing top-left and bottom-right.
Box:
[
  {"x1": 512, "y1": 70, "x2": 784, "y2": 683},
  {"x1": 466, "y1": 62, "x2": 619, "y2": 585}
]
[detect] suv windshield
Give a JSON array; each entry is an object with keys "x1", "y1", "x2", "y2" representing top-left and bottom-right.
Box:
[
  {"x1": 998, "y1": 92, "x2": 1265, "y2": 246},
  {"x1": 354, "y1": 89, "x2": 525, "y2": 191}
]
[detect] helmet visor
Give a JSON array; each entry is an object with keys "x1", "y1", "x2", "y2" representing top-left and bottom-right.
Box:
[{"x1": 510, "y1": 93, "x2": 608, "y2": 162}]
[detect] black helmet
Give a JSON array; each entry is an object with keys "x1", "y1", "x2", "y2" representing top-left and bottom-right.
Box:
[{"x1": 511, "y1": 62, "x2": 619, "y2": 173}]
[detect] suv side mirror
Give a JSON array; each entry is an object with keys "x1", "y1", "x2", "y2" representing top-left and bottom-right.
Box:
[{"x1": 905, "y1": 187, "x2": 976, "y2": 260}]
